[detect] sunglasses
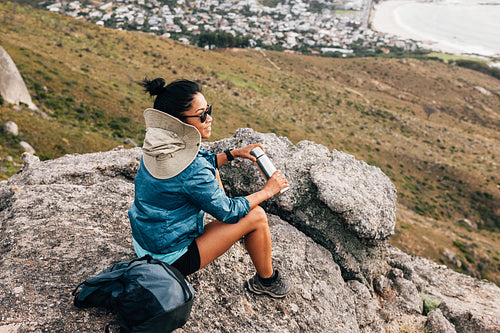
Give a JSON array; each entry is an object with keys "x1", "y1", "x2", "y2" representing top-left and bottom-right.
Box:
[{"x1": 184, "y1": 105, "x2": 212, "y2": 123}]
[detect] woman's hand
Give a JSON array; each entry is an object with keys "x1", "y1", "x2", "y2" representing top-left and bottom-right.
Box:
[
  {"x1": 233, "y1": 143, "x2": 264, "y2": 162},
  {"x1": 263, "y1": 170, "x2": 289, "y2": 197},
  {"x1": 245, "y1": 169, "x2": 289, "y2": 209}
]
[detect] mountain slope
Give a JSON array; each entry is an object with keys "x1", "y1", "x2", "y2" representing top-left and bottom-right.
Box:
[{"x1": 0, "y1": 1, "x2": 499, "y2": 284}]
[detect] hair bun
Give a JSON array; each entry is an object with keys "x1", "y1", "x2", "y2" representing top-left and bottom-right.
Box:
[{"x1": 142, "y1": 77, "x2": 166, "y2": 96}]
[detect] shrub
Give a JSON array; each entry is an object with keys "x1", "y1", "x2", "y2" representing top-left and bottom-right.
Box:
[
  {"x1": 422, "y1": 295, "x2": 440, "y2": 315},
  {"x1": 454, "y1": 60, "x2": 500, "y2": 80},
  {"x1": 422, "y1": 105, "x2": 437, "y2": 119},
  {"x1": 453, "y1": 240, "x2": 467, "y2": 253}
]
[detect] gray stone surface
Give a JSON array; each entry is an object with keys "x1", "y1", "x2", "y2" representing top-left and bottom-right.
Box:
[
  {"x1": 179, "y1": 216, "x2": 360, "y2": 333},
  {"x1": 0, "y1": 46, "x2": 37, "y2": 110},
  {"x1": 19, "y1": 141, "x2": 35, "y2": 154},
  {"x1": 206, "y1": 128, "x2": 396, "y2": 283},
  {"x1": 2, "y1": 121, "x2": 18, "y2": 136},
  {"x1": 425, "y1": 309, "x2": 456, "y2": 333},
  {"x1": 0, "y1": 131, "x2": 499, "y2": 333},
  {"x1": 386, "y1": 247, "x2": 500, "y2": 333},
  {"x1": 310, "y1": 149, "x2": 397, "y2": 242}
]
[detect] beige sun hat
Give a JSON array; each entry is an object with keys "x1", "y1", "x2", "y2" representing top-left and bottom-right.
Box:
[{"x1": 142, "y1": 108, "x2": 201, "y2": 179}]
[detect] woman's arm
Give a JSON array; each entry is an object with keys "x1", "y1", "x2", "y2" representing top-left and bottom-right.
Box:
[
  {"x1": 216, "y1": 143, "x2": 263, "y2": 168},
  {"x1": 216, "y1": 143, "x2": 288, "y2": 209},
  {"x1": 245, "y1": 170, "x2": 288, "y2": 210}
]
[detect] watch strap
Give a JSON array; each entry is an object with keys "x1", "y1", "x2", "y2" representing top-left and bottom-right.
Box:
[{"x1": 224, "y1": 149, "x2": 234, "y2": 161}]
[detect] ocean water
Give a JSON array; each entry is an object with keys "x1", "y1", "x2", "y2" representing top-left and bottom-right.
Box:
[{"x1": 372, "y1": 0, "x2": 500, "y2": 57}]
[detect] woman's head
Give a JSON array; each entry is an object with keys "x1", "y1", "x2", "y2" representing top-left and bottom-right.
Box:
[
  {"x1": 142, "y1": 78, "x2": 201, "y2": 117},
  {"x1": 142, "y1": 78, "x2": 212, "y2": 138}
]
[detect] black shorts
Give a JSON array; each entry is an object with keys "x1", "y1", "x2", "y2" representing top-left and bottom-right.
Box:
[{"x1": 171, "y1": 240, "x2": 200, "y2": 276}]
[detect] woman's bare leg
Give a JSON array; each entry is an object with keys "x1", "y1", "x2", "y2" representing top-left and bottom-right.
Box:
[{"x1": 195, "y1": 206, "x2": 273, "y2": 278}]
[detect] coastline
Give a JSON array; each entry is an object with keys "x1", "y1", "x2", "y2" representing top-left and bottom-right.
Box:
[{"x1": 370, "y1": 0, "x2": 500, "y2": 58}]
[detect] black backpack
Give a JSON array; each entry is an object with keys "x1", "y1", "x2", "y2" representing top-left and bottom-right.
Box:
[{"x1": 72, "y1": 255, "x2": 195, "y2": 333}]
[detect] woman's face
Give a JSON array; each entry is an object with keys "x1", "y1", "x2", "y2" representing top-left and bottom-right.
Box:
[{"x1": 184, "y1": 93, "x2": 212, "y2": 139}]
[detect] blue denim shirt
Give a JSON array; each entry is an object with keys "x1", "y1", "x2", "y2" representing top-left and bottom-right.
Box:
[{"x1": 129, "y1": 149, "x2": 251, "y2": 255}]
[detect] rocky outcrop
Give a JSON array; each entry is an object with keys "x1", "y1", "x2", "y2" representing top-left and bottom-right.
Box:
[
  {"x1": 207, "y1": 128, "x2": 397, "y2": 284},
  {"x1": 0, "y1": 46, "x2": 37, "y2": 110},
  {"x1": 0, "y1": 130, "x2": 499, "y2": 332}
]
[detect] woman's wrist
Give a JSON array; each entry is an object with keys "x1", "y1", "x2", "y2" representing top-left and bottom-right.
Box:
[
  {"x1": 261, "y1": 188, "x2": 274, "y2": 200},
  {"x1": 232, "y1": 148, "x2": 242, "y2": 159},
  {"x1": 224, "y1": 149, "x2": 234, "y2": 161}
]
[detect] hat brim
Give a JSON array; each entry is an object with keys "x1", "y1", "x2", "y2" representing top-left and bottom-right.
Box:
[{"x1": 142, "y1": 108, "x2": 201, "y2": 179}]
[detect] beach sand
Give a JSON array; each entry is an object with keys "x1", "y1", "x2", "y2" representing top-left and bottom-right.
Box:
[{"x1": 370, "y1": 0, "x2": 476, "y2": 55}]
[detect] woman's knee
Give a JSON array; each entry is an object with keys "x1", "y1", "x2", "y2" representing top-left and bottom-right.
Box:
[{"x1": 247, "y1": 206, "x2": 268, "y2": 226}]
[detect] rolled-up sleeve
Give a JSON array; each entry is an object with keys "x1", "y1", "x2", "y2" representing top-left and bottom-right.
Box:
[
  {"x1": 182, "y1": 163, "x2": 250, "y2": 224},
  {"x1": 202, "y1": 149, "x2": 218, "y2": 168}
]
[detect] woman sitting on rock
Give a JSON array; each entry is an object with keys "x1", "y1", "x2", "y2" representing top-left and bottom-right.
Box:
[{"x1": 128, "y1": 78, "x2": 292, "y2": 298}]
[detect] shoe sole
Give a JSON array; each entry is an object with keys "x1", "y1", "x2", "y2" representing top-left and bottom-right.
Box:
[{"x1": 245, "y1": 281, "x2": 291, "y2": 298}]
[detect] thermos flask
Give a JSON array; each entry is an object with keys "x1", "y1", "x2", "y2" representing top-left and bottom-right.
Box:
[{"x1": 250, "y1": 147, "x2": 289, "y2": 193}]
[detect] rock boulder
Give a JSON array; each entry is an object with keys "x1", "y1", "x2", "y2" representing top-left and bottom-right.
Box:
[
  {"x1": 0, "y1": 131, "x2": 499, "y2": 333},
  {"x1": 206, "y1": 128, "x2": 396, "y2": 283},
  {"x1": 0, "y1": 46, "x2": 37, "y2": 110},
  {"x1": 2, "y1": 121, "x2": 18, "y2": 136}
]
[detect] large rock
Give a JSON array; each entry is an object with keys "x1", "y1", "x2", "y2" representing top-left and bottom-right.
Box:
[
  {"x1": 385, "y1": 247, "x2": 500, "y2": 332},
  {"x1": 0, "y1": 46, "x2": 37, "y2": 110},
  {"x1": 0, "y1": 131, "x2": 499, "y2": 333},
  {"x1": 180, "y1": 216, "x2": 360, "y2": 333},
  {"x1": 0, "y1": 147, "x2": 359, "y2": 332},
  {"x1": 206, "y1": 128, "x2": 396, "y2": 283}
]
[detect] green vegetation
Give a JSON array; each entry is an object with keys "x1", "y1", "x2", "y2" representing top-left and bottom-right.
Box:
[
  {"x1": 425, "y1": 52, "x2": 483, "y2": 63},
  {"x1": 195, "y1": 31, "x2": 250, "y2": 49},
  {"x1": 0, "y1": 1, "x2": 498, "y2": 285},
  {"x1": 422, "y1": 295, "x2": 440, "y2": 316},
  {"x1": 453, "y1": 59, "x2": 500, "y2": 80}
]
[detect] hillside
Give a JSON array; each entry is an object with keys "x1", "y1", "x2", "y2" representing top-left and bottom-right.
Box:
[{"x1": 0, "y1": 1, "x2": 499, "y2": 285}]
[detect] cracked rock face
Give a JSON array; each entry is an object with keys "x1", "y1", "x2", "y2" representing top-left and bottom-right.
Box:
[
  {"x1": 206, "y1": 128, "x2": 396, "y2": 282},
  {"x1": 310, "y1": 149, "x2": 397, "y2": 242},
  {"x1": 207, "y1": 128, "x2": 397, "y2": 244},
  {"x1": 0, "y1": 131, "x2": 499, "y2": 333}
]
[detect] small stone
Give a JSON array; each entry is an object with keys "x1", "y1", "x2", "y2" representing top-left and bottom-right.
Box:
[
  {"x1": 2, "y1": 121, "x2": 18, "y2": 136},
  {"x1": 19, "y1": 141, "x2": 35, "y2": 154},
  {"x1": 425, "y1": 308, "x2": 456, "y2": 333},
  {"x1": 13, "y1": 286, "x2": 24, "y2": 297}
]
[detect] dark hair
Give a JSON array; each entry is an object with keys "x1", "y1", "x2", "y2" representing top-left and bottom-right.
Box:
[{"x1": 142, "y1": 78, "x2": 202, "y2": 119}]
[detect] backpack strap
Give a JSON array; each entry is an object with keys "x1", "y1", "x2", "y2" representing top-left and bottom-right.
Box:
[
  {"x1": 72, "y1": 270, "x2": 129, "y2": 300},
  {"x1": 72, "y1": 281, "x2": 86, "y2": 296},
  {"x1": 126, "y1": 254, "x2": 153, "y2": 267},
  {"x1": 105, "y1": 321, "x2": 127, "y2": 333},
  {"x1": 79, "y1": 269, "x2": 128, "y2": 287}
]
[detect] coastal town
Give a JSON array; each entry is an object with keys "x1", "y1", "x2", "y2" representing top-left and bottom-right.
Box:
[{"x1": 43, "y1": 0, "x2": 417, "y2": 55}]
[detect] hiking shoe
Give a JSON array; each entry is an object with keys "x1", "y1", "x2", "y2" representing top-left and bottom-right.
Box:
[{"x1": 246, "y1": 270, "x2": 292, "y2": 298}]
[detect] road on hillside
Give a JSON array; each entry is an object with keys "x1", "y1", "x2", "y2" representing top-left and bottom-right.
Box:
[{"x1": 361, "y1": 0, "x2": 373, "y2": 29}]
